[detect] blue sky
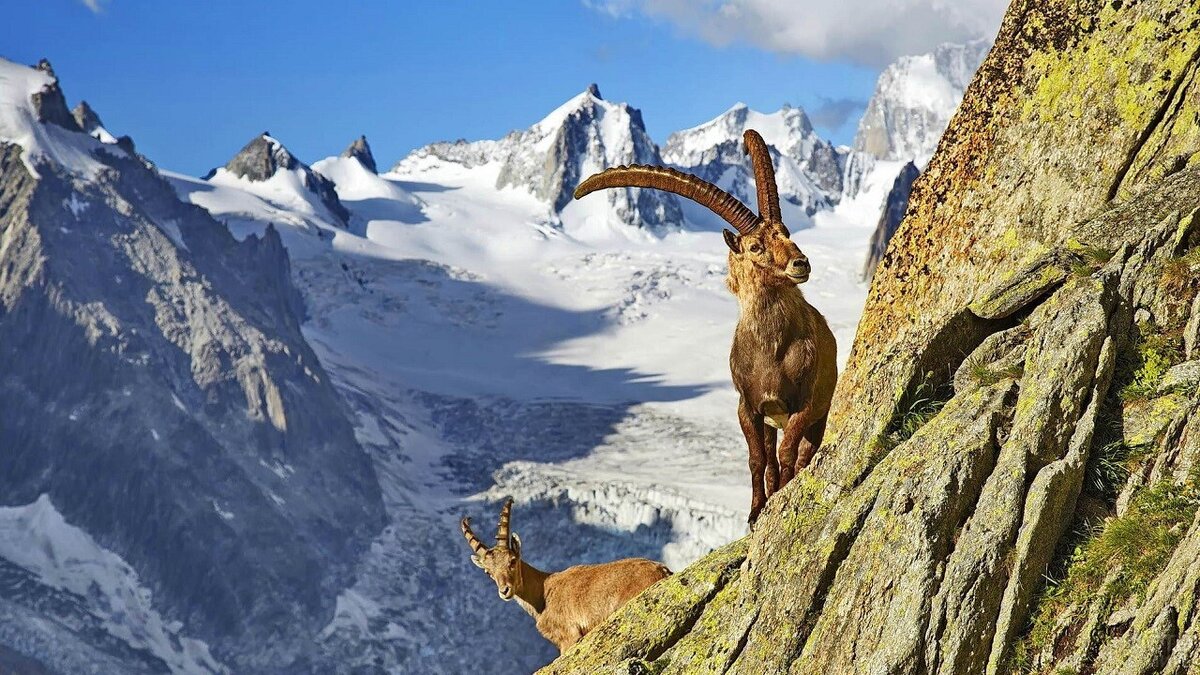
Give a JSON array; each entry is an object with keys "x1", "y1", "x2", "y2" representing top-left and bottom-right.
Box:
[{"x1": 4, "y1": 1, "x2": 1003, "y2": 176}]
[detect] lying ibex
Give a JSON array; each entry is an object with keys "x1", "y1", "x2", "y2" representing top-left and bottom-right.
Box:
[
  {"x1": 574, "y1": 129, "x2": 837, "y2": 525},
  {"x1": 461, "y1": 499, "x2": 671, "y2": 653}
]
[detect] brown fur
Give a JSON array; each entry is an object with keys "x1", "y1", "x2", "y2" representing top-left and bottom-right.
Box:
[
  {"x1": 725, "y1": 220, "x2": 838, "y2": 524},
  {"x1": 464, "y1": 506, "x2": 671, "y2": 654}
]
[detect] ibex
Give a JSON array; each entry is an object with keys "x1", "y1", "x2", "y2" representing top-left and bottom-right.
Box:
[
  {"x1": 574, "y1": 129, "x2": 837, "y2": 525},
  {"x1": 460, "y1": 499, "x2": 671, "y2": 653}
]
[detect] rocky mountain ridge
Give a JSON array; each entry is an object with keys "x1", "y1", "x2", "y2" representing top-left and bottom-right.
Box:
[{"x1": 0, "y1": 57, "x2": 385, "y2": 673}]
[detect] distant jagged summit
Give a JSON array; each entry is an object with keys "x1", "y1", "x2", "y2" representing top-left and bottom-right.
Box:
[
  {"x1": 853, "y1": 39, "x2": 991, "y2": 162},
  {"x1": 70, "y1": 100, "x2": 102, "y2": 134},
  {"x1": 341, "y1": 135, "x2": 377, "y2": 173},
  {"x1": 209, "y1": 132, "x2": 351, "y2": 226},
  {"x1": 394, "y1": 84, "x2": 682, "y2": 231},
  {"x1": 220, "y1": 132, "x2": 303, "y2": 182},
  {"x1": 663, "y1": 102, "x2": 846, "y2": 220},
  {"x1": 30, "y1": 59, "x2": 79, "y2": 132}
]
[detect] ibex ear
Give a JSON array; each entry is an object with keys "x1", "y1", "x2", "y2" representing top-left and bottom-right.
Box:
[
  {"x1": 723, "y1": 229, "x2": 741, "y2": 253},
  {"x1": 470, "y1": 555, "x2": 485, "y2": 569},
  {"x1": 510, "y1": 533, "x2": 521, "y2": 556}
]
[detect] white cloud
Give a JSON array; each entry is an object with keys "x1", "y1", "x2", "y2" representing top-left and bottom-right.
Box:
[
  {"x1": 80, "y1": 0, "x2": 107, "y2": 13},
  {"x1": 585, "y1": 0, "x2": 1008, "y2": 66}
]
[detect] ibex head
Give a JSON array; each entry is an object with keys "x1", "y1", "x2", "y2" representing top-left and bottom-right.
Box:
[
  {"x1": 574, "y1": 129, "x2": 810, "y2": 292},
  {"x1": 461, "y1": 498, "x2": 525, "y2": 601}
]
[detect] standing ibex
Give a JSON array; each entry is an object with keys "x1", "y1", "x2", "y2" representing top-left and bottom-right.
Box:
[
  {"x1": 460, "y1": 499, "x2": 671, "y2": 653},
  {"x1": 574, "y1": 129, "x2": 837, "y2": 525}
]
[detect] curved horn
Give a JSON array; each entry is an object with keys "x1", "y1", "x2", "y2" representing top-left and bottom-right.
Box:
[
  {"x1": 461, "y1": 516, "x2": 487, "y2": 555},
  {"x1": 743, "y1": 130, "x2": 782, "y2": 224},
  {"x1": 495, "y1": 497, "x2": 514, "y2": 549},
  {"x1": 574, "y1": 164, "x2": 760, "y2": 235}
]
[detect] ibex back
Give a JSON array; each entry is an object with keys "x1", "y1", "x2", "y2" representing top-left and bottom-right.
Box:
[{"x1": 574, "y1": 129, "x2": 838, "y2": 525}]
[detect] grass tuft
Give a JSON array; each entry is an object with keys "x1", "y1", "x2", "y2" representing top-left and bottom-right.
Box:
[
  {"x1": 1119, "y1": 328, "x2": 1184, "y2": 401},
  {"x1": 1024, "y1": 469, "x2": 1200, "y2": 663},
  {"x1": 885, "y1": 370, "x2": 953, "y2": 448}
]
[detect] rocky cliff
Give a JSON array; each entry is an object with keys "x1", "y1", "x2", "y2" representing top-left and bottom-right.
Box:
[{"x1": 537, "y1": 1, "x2": 1200, "y2": 673}]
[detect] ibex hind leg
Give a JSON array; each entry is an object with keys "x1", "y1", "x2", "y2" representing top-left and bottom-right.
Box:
[{"x1": 795, "y1": 414, "x2": 828, "y2": 472}]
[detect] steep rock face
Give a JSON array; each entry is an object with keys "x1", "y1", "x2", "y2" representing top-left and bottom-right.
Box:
[
  {"x1": 208, "y1": 133, "x2": 351, "y2": 227},
  {"x1": 393, "y1": 84, "x2": 682, "y2": 230},
  {"x1": 0, "y1": 59, "x2": 385, "y2": 671},
  {"x1": 854, "y1": 39, "x2": 991, "y2": 162},
  {"x1": 662, "y1": 103, "x2": 845, "y2": 218},
  {"x1": 862, "y1": 161, "x2": 920, "y2": 280},
  {"x1": 341, "y1": 134, "x2": 377, "y2": 173},
  {"x1": 540, "y1": 1, "x2": 1200, "y2": 673}
]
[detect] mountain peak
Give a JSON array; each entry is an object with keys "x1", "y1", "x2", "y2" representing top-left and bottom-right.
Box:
[
  {"x1": 586, "y1": 83, "x2": 602, "y2": 99},
  {"x1": 29, "y1": 59, "x2": 79, "y2": 132},
  {"x1": 853, "y1": 39, "x2": 990, "y2": 162},
  {"x1": 219, "y1": 133, "x2": 301, "y2": 182},
  {"x1": 341, "y1": 135, "x2": 377, "y2": 173},
  {"x1": 209, "y1": 133, "x2": 350, "y2": 226}
]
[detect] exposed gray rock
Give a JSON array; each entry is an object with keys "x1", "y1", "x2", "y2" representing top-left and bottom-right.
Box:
[
  {"x1": 30, "y1": 60, "x2": 80, "y2": 132},
  {"x1": 342, "y1": 134, "x2": 377, "y2": 173},
  {"x1": 862, "y1": 161, "x2": 919, "y2": 280},
  {"x1": 70, "y1": 100, "x2": 103, "y2": 136}
]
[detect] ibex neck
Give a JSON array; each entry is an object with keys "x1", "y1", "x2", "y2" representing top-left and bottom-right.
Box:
[{"x1": 514, "y1": 560, "x2": 549, "y2": 618}]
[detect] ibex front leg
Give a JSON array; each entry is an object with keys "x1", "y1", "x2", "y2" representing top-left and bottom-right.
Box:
[
  {"x1": 777, "y1": 405, "x2": 814, "y2": 488},
  {"x1": 738, "y1": 397, "x2": 769, "y2": 526}
]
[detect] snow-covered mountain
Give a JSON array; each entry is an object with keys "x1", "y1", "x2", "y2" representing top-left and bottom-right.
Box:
[
  {"x1": 0, "y1": 58, "x2": 384, "y2": 673},
  {"x1": 206, "y1": 132, "x2": 352, "y2": 227},
  {"x1": 393, "y1": 83, "x2": 682, "y2": 236},
  {"x1": 663, "y1": 103, "x2": 846, "y2": 222},
  {"x1": 854, "y1": 39, "x2": 991, "y2": 163}
]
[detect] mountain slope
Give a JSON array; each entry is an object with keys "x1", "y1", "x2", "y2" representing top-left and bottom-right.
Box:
[
  {"x1": 0, "y1": 58, "x2": 384, "y2": 673},
  {"x1": 539, "y1": 1, "x2": 1200, "y2": 673}
]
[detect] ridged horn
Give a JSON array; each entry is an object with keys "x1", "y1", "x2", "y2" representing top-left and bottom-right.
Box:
[
  {"x1": 574, "y1": 164, "x2": 760, "y2": 235},
  {"x1": 495, "y1": 497, "x2": 514, "y2": 549},
  {"x1": 461, "y1": 516, "x2": 487, "y2": 555},
  {"x1": 743, "y1": 129, "x2": 781, "y2": 224}
]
